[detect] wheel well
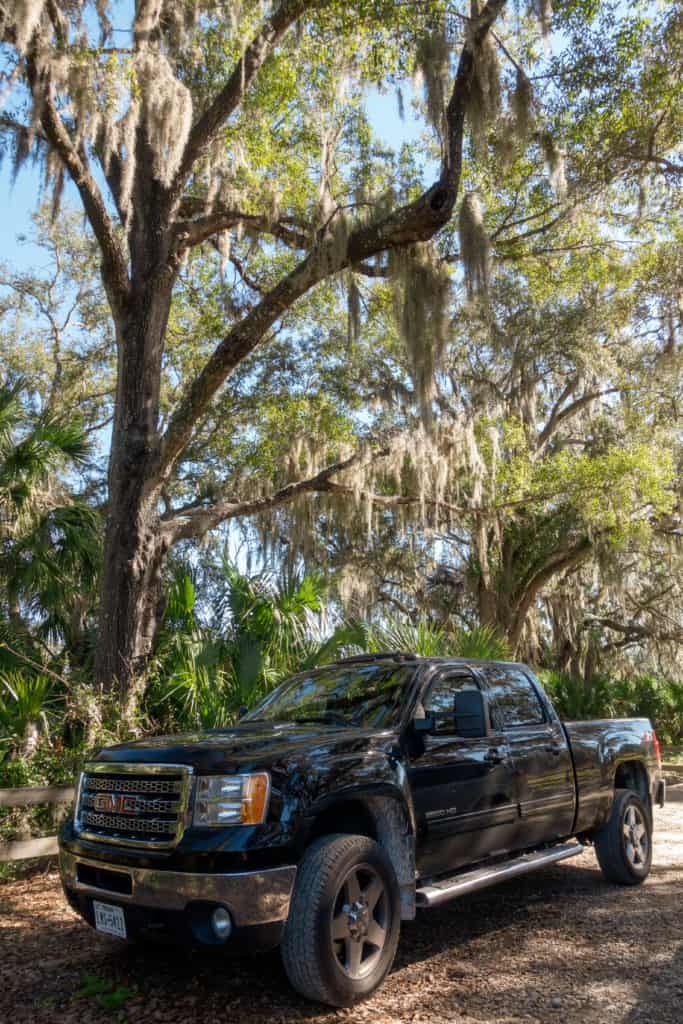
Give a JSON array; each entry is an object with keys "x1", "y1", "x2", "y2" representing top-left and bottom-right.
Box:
[
  {"x1": 308, "y1": 800, "x2": 377, "y2": 842},
  {"x1": 615, "y1": 760, "x2": 650, "y2": 809},
  {"x1": 306, "y1": 796, "x2": 416, "y2": 921}
]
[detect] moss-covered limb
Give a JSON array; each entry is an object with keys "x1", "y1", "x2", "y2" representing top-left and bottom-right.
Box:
[{"x1": 159, "y1": 1, "x2": 508, "y2": 477}]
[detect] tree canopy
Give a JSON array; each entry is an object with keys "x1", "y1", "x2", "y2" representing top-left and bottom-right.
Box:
[{"x1": 0, "y1": 0, "x2": 681, "y2": 731}]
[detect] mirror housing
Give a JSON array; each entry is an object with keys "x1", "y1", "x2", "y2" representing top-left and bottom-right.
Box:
[
  {"x1": 412, "y1": 715, "x2": 435, "y2": 734},
  {"x1": 413, "y1": 688, "x2": 488, "y2": 738},
  {"x1": 452, "y1": 689, "x2": 487, "y2": 738}
]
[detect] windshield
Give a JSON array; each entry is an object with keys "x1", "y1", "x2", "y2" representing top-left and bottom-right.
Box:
[{"x1": 244, "y1": 662, "x2": 416, "y2": 729}]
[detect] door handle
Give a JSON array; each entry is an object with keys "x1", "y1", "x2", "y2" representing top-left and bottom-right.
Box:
[
  {"x1": 544, "y1": 743, "x2": 563, "y2": 756},
  {"x1": 485, "y1": 748, "x2": 504, "y2": 765}
]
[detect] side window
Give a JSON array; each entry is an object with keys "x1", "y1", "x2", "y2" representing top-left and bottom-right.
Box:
[
  {"x1": 423, "y1": 674, "x2": 481, "y2": 735},
  {"x1": 484, "y1": 667, "x2": 545, "y2": 729}
]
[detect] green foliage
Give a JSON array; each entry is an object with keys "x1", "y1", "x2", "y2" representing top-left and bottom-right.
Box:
[
  {"x1": 148, "y1": 577, "x2": 514, "y2": 734},
  {"x1": 0, "y1": 379, "x2": 101, "y2": 661},
  {"x1": 147, "y1": 565, "x2": 348, "y2": 732},
  {"x1": 539, "y1": 670, "x2": 683, "y2": 742},
  {"x1": 453, "y1": 625, "x2": 512, "y2": 662},
  {"x1": 0, "y1": 672, "x2": 57, "y2": 754},
  {"x1": 76, "y1": 974, "x2": 134, "y2": 1013},
  {"x1": 358, "y1": 616, "x2": 511, "y2": 661},
  {"x1": 0, "y1": 740, "x2": 86, "y2": 787},
  {"x1": 0, "y1": 736, "x2": 86, "y2": 880},
  {"x1": 610, "y1": 675, "x2": 683, "y2": 745},
  {"x1": 539, "y1": 670, "x2": 616, "y2": 720}
]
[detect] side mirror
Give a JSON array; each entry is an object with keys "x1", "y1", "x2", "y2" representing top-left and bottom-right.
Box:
[
  {"x1": 237, "y1": 705, "x2": 248, "y2": 720},
  {"x1": 453, "y1": 689, "x2": 487, "y2": 738},
  {"x1": 412, "y1": 715, "x2": 435, "y2": 735}
]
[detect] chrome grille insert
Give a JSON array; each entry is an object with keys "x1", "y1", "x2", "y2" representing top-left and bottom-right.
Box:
[
  {"x1": 74, "y1": 762, "x2": 193, "y2": 849},
  {"x1": 80, "y1": 811, "x2": 177, "y2": 834},
  {"x1": 84, "y1": 776, "x2": 182, "y2": 795}
]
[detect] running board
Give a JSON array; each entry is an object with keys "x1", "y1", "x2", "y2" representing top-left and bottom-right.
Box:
[{"x1": 416, "y1": 843, "x2": 584, "y2": 908}]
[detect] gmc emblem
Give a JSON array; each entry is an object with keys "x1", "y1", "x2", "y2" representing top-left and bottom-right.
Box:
[{"x1": 93, "y1": 793, "x2": 140, "y2": 815}]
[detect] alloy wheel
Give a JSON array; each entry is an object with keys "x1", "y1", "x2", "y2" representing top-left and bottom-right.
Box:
[
  {"x1": 330, "y1": 863, "x2": 389, "y2": 979},
  {"x1": 623, "y1": 803, "x2": 648, "y2": 868}
]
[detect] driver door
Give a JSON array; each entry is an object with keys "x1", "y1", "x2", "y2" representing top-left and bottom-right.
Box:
[{"x1": 408, "y1": 668, "x2": 519, "y2": 878}]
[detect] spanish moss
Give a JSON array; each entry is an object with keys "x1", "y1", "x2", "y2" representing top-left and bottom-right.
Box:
[{"x1": 458, "y1": 192, "x2": 492, "y2": 299}]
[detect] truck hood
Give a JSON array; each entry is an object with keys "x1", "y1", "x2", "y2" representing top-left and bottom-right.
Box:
[{"x1": 94, "y1": 720, "x2": 396, "y2": 773}]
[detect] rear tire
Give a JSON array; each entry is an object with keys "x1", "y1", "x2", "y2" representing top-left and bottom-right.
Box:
[
  {"x1": 593, "y1": 788, "x2": 652, "y2": 885},
  {"x1": 281, "y1": 833, "x2": 400, "y2": 1006}
]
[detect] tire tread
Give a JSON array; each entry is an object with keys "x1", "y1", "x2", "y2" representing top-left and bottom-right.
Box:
[
  {"x1": 594, "y1": 787, "x2": 651, "y2": 885},
  {"x1": 281, "y1": 833, "x2": 397, "y2": 1005}
]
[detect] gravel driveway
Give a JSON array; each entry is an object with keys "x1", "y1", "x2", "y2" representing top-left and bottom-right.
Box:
[{"x1": 1, "y1": 795, "x2": 681, "y2": 1024}]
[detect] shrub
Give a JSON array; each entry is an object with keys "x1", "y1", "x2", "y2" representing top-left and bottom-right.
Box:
[{"x1": 538, "y1": 670, "x2": 683, "y2": 742}]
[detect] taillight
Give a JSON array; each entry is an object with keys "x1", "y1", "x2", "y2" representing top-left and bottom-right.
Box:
[{"x1": 652, "y1": 731, "x2": 662, "y2": 769}]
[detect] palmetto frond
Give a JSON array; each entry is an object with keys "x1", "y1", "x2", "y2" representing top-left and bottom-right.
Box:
[
  {"x1": 0, "y1": 382, "x2": 94, "y2": 534},
  {"x1": 0, "y1": 671, "x2": 59, "y2": 750},
  {"x1": 360, "y1": 616, "x2": 510, "y2": 660},
  {"x1": 0, "y1": 382, "x2": 101, "y2": 666}
]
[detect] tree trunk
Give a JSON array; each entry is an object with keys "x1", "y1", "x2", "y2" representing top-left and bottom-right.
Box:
[
  {"x1": 478, "y1": 580, "x2": 501, "y2": 633},
  {"x1": 20, "y1": 721, "x2": 40, "y2": 759},
  {"x1": 93, "y1": 275, "x2": 173, "y2": 722}
]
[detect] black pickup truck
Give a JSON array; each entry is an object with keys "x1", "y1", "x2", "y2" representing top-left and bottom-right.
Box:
[{"x1": 60, "y1": 654, "x2": 666, "y2": 1006}]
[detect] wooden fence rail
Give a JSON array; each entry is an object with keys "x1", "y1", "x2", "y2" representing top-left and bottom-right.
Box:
[{"x1": 0, "y1": 785, "x2": 74, "y2": 862}]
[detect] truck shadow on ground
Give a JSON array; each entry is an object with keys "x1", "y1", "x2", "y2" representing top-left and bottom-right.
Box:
[{"x1": 90, "y1": 857, "x2": 679, "y2": 1020}]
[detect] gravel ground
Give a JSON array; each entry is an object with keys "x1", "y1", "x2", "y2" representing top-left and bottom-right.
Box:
[{"x1": 1, "y1": 794, "x2": 681, "y2": 1024}]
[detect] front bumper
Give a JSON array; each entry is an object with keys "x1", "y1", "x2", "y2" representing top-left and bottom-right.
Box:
[{"x1": 60, "y1": 849, "x2": 296, "y2": 947}]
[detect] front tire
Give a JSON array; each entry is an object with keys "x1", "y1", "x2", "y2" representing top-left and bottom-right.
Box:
[
  {"x1": 593, "y1": 788, "x2": 652, "y2": 885},
  {"x1": 281, "y1": 833, "x2": 400, "y2": 1006}
]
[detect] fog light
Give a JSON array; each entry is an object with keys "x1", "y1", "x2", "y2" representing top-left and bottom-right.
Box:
[{"x1": 211, "y1": 906, "x2": 233, "y2": 940}]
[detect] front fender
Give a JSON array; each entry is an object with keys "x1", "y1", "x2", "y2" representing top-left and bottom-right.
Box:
[{"x1": 278, "y1": 748, "x2": 417, "y2": 919}]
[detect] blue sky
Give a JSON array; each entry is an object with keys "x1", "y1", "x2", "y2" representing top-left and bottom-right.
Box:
[{"x1": 0, "y1": 84, "x2": 423, "y2": 271}]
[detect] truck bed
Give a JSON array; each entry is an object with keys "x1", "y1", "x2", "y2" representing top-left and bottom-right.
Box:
[{"x1": 562, "y1": 717, "x2": 659, "y2": 834}]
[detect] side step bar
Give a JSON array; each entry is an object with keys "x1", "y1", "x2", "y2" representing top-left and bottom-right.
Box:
[{"x1": 416, "y1": 842, "x2": 584, "y2": 908}]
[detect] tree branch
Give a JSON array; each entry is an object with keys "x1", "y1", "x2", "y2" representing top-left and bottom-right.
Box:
[
  {"x1": 229, "y1": 254, "x2": 265, "y2": 294},
  {"x1": 586, "y1": 615, "x2": 683, "y2": 645},
  {"x1": 509, "y1": 538, "x2": 594, "y2": 650},
  {"x1": 163, "y1": 447, "x2": 383, "y2": 541},
  {"x1": 174, "y1": 201, "x2": 311, "y2": 250},
  {"x1": 158, "y1": 0, "x2": 507, "y2": 475},
  {"x1": 170, "y1": 0, "x2": 315, "y2": 202},
  {"x1": 537, "y1": 387, "x2": 621, "y2": 450},
  {"x1": 0, "y1": 114, "x2": 47, "y2": 147},
  {"x1": 24, "y1": 56, "x2": 130, "y2": 312}
]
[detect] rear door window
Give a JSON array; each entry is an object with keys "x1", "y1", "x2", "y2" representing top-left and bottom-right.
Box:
[{"x1": 483, "y1": 667, "x2": 546, "y2": 729}]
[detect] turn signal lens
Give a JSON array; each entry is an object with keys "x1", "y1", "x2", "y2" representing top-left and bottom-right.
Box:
[
  {"x1": 241, "y1": 772, "x2": 270, "y2": 825},
  {"x1": 193, "y1": 773, "x2": 270, "y2": 827}
]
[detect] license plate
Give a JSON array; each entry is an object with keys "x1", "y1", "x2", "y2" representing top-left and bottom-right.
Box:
[{"x1": 93, "y1": 900, "x2": 127, "y2": 939}]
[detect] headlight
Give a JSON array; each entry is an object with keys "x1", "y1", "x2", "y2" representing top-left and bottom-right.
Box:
[{"x1": 192, "y1": 773, "x2": 270, "y2": 827}]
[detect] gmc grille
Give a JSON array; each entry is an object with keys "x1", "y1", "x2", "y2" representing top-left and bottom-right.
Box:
[{"x1": 75, "y1": 764, "x2": 193, "y2": 849}]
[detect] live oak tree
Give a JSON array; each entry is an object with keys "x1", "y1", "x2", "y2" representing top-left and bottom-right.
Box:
[
  {"x1": 2, "y1": 1, "x2": 681, "y2": 713},
  {"x1": 262, "y1": 252, "x2": 679, "y2": 664},
  {"x1": 1, "y1": 0, "x2": 523, "y2": 713}
]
